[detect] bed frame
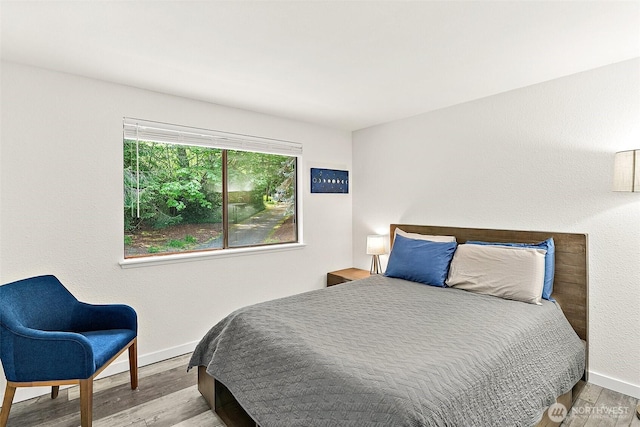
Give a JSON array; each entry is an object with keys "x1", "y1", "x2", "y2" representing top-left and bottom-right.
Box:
[{"x1": 197, "y1": 224, "x2": 589, "y2": 427}]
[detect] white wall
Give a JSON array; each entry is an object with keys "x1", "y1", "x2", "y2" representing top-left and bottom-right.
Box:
[
  {"x1": 353, "y1": 59, "x2": 640, "y2": 398},
  {"x1": 0, "y1": 61, "x2": 353, "y2": 401}
]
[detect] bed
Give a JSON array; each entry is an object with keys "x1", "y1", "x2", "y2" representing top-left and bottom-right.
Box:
[{"x1": 189, "y1": 224, "x2": 588, "y2": 427}]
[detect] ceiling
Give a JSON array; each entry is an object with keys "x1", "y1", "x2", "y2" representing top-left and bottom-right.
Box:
[{"x1": 1, "y1": 1, "x2": 639, "y2": 131}]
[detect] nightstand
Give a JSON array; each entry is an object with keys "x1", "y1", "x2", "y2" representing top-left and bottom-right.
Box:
[{"x1": 327, "y1": 268, "x2": 371, "y2": 287}]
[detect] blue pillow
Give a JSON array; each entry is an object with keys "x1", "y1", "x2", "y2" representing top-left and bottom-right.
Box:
[
  {"x1": 466, "y1": 238, "x2": 555, "y2": 300},
  {"x1": 385, "y1": 234, "x2": 457, "y2": 287}
]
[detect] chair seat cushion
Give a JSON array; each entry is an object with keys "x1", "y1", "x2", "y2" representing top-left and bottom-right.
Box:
[{"x1": 78, "y1": 329, "x2": 136, "y2": 369}]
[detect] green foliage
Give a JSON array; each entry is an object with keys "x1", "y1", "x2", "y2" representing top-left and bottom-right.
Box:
[
  {"x1": 159, "y1": 179, "x2": 212, "y2": 211},
  {"x1": 153, "y1": 212, "x2": 182, "y2": 230},
  {"x1": 145, "y1": 235, "x2": 200, "y2": 253},
  {"x1": 167, "y1": 239, "x2": 187, "y2": 248},
  {"x1": 167, "y1": 235, "x2": 199, "y2": 249},
  {"x1": 227, "y1": 150, "x2": 295, "y2": 212},
  {"x1": 124, "y1": 140, "x2": 296, "y2": 239},
  {"x1": 124, "y1": 140, "x2": 222, "y2": 230},
  {"x1": 181, "y1": 192, "x2": 222, "y2": 223}
]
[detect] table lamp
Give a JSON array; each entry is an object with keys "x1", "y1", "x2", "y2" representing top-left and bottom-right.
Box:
[{"x1": 366, "y1": 235, "x2": 386, "y2": 274}]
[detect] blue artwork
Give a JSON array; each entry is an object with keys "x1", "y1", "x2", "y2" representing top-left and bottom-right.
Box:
[{"x1": 311, "y1": 168, "x2": 349, "y2": 194}]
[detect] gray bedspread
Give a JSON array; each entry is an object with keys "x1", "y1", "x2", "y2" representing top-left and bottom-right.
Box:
[{"x1": 189, "y1": 275, "x2": 585, "y2": 427}]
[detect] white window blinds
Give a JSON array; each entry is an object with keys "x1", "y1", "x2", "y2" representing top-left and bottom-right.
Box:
[{"x1": 123, "y1": 118, "x2": 303, "y2": 156}]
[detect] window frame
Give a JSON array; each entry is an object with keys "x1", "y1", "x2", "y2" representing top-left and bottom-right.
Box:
[{"x1": 120, "y1": 118, "x2": 304, "y2": 267}]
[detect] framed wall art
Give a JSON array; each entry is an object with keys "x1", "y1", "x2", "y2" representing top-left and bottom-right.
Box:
[{"x1": 310, "y1": 168, "x2": 349, "y2": 194}]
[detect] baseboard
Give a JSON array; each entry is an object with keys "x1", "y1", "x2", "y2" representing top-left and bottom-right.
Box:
[
  {"x1": 8, "y1": 340, "x2": 199, "y2": 404},
  {"x1": 588, "y1": 370, "x2": 640, "y2": 399}
]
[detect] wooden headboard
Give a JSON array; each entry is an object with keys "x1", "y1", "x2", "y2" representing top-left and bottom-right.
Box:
[{"x1": 390, "y1": 224, "x2": 589, "y2": 344}]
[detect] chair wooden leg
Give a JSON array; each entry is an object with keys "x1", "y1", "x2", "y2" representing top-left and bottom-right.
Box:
[
  {"x1": 51, "y1": 385, "x2": 60, "y2": 399},
  {"x1": 79, "y1": 379, "x2": 93, "y2": 427},
  {"x1": 0, "y1": 383, "x2": 16, "y2": 427},
  {"x1": 128, "y1": 338, "x2": 138, "y2": 390}
]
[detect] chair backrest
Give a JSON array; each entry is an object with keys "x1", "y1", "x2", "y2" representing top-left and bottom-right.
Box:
[{"x1": 0, "y1": 275, "x2": 79, "y2": 331}]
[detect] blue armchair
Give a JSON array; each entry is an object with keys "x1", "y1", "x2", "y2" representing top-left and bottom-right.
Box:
[{"x1": 0, "y1": 275, "x2": 137, "y2": 427}]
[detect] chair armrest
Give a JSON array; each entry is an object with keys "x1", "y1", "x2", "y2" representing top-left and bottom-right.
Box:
[
  {"x1": 1, "y1": 325, "x2": 96, "y2": 381},
  {"x1": 72, "y1": 303, "x2": 137, "y2": 333}
]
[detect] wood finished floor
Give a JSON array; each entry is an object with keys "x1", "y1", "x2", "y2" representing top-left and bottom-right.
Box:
[{"x1": 3, "y1": 353, "x2": 639, "y2": 427}]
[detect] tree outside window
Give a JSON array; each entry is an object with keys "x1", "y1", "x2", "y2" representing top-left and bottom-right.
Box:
[{"x1": 124, "y1": 139, "x2": 297, "y2": 258}]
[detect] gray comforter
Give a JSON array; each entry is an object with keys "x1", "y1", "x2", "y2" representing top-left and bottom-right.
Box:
[{"x1": 189, "y1": 275, "x2": 585, "y2": 426}]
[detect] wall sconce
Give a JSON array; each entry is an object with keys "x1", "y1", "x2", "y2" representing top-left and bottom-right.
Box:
[
  {"x1": 613, "y1": 150, "x2": 639, "y2": 192},
  {"x1": 366, "y1": 235, "x2": 386, "y2": 274}
]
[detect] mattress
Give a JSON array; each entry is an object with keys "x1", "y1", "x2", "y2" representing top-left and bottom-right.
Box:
[{"x1": 189, "y1": 275, "x2": 585, "y2": 426}]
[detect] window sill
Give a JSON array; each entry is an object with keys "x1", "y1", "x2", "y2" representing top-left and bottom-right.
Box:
[{"x1": 119, "y1": 242, "x2": 306, "y2": 269}]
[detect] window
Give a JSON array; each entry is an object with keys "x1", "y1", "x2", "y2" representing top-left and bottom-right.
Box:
[{"x1": 123, "y1": 118, "x2": 300, "y2": 258}]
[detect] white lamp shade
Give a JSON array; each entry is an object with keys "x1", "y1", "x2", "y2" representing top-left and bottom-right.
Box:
[
  {"x1": 366, "y1": 235, "x2": 386, "y2": 255},
  {"x1": 613, "y1": 150, "x2": 640, "y2": 192}
]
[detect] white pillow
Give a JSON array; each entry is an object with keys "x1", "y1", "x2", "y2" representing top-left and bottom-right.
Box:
[
  {"x1": 395, "y1": 228, "x2": 456, "y2": 243},
  {"x1": 445, "y1": 244, "x2": 546, "y2": 305}
]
